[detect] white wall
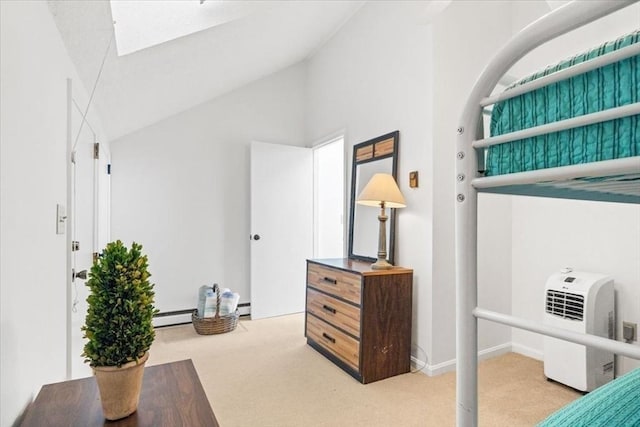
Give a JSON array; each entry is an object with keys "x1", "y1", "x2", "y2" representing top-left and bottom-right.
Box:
[
  {"x1": 504, "y1": 1, "x2": 640, "y2": 376},
  {"x1": 0, "y1": 1, "x2": 110, "y2": 425},
  {"x1": 305, "y1": 0, "x2": 525, "y2": 372},
  {"x1": 305, "y1": 1, "x2": 435, "y2": 367},
  {"x1": 430, "y1": 0, "x2": 640, "y2": 374},
  {"x1": 509, "y1": 1, "x2": 640, "y2": 79},
  {"x1": 512, "y1": 198, "x2": 640, "y2": 374},
  {"x1": 477, "y1": 194, "x2": 513, "y2": 354},
  {"x1": 110, "y1": 64, "x2": 307, "y2": 314},
  {"x1": 108, "y1": 0, "x2": 521, "y2": 374},
  {"x1": 1, "y1": 5, "x2": 636, "y2": 426},
  {"x1": 430, "y1": 1, "x2": 515, "y2": 370}
]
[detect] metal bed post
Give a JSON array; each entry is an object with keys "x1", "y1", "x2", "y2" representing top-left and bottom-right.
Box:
[
  {"x1": 455, "y1": 112, "x2": 481, "y2": 427},
  {"x1": 454, "y1": 1, "x2": 636, "y2": 426}
]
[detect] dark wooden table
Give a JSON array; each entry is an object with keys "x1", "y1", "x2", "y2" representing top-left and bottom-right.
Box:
[{"x1": 19, "y1": 359, "x2": 219, "y2": 427}]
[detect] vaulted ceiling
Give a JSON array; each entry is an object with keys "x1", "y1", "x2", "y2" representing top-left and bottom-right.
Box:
[
  {"x1": 47, "y1": 0, "x2": 638, "y2": 142},
  {"x1": 48, "y1": 0, "x2": 365, "y2": 140}
]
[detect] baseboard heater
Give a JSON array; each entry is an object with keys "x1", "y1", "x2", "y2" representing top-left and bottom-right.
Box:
[{"x1": 153, "y1": 303, "x2": 251, "y2": 327}]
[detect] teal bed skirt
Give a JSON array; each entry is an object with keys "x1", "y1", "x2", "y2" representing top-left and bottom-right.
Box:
[
  {"x1": 487, "y1": 30, "x2": 640, "y2": 176},
  {"x1": 537, "y1": 368, "x2": 640, "y2": 426}
]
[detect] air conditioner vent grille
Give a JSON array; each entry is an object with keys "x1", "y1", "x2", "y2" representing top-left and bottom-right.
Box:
[{"x1": 546, "y1": 290, "x2": 584, "y2": 321}]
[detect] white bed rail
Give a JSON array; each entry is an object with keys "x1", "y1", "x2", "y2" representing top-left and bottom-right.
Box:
[
  {"x1": 473, "y1": 103, "x2": 640, "y2": 149},
  {"x1": 480, "y1": 42, "x2": 640, "y2": 107},
  {"x1": 454, "y1": 1, "x2": 638, "y2": 426},
  {"x1": 472, "y1": 157, "x2": 640, "y2": 188},
  {"x1": 475, "y1": 308, "x2": 640, "y2": 360}
]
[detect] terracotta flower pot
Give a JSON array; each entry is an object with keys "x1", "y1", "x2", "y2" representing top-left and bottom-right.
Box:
[{"x1": 93, "y1": 352, "x2": 149, "y2": 420}]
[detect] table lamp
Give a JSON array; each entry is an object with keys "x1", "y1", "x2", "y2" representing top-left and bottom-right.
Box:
[{"x1": 356, "y1": 173, "x2": 406, "y2": 270}]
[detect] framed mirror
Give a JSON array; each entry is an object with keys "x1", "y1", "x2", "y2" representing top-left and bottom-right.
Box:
[{"x1": 348, "y1": 131, "x2": 399, "y2": 264}]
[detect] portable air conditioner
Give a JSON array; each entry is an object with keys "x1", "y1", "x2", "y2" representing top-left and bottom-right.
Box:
[{"x1": 543, "y1": 269, "x2": 615, "y2": 392}]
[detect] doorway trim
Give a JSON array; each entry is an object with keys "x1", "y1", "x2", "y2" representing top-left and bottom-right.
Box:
[{"x1": 312, "y1": 133, "x2": 345, "y2": 259}]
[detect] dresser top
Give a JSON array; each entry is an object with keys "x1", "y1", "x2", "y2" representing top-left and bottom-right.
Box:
[{"x1": 308, "y1": 258, "x2": 413, "y2": 276}]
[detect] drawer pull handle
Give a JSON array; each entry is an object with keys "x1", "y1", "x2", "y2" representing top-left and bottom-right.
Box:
[
  {"x1": 322, "y1": 304, "x2": 337, "y2": 314},
  {"x1": 322, "y1": 332, "x2": 336, "y2": 343},
  {"x1": 322, "y1": 277, "x2": 337, "y2": 285}
]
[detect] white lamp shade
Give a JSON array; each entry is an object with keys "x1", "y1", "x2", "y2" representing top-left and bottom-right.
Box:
[{"x1": 356, "y1": 173, "x2": 406, "y2": 208}]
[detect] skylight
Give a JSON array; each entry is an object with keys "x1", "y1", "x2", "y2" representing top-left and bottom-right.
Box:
[
  {"x1": 545, "y1": 1, "x2": 571, "y2": 11},
  {"x1": 110, "y1": 0, "x2": 274, "y2": 56}
]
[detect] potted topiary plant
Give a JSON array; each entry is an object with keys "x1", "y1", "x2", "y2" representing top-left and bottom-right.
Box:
[{"x1": 82, "y1": 240, "x2": 158, "y2": 421}]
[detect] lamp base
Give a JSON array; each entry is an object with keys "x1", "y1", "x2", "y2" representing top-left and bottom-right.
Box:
[{"x1": 371, "y1": 258, "x2": 393, "y2": 270}]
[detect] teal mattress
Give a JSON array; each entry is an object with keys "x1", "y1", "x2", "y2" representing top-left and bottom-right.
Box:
[
  {"x1": 487, "y1": 30, "x2": 640, "y2": 176},
  {"x1": 537, "y1": 368, "x2": 640, "y2": 427}
]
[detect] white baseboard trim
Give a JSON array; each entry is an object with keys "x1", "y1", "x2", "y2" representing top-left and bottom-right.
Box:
[
  {"x1": 153, "y1": 313, "x2": 192, "y2": 327},
  {"x1": 511, "y1": 343, "x2": 544, "y2": 361},
  {"x1": 425, "y1": 358, "x2": 456, "y2": 376},
  {"x1": 153, "y1": 303, "x2": 250, "y2": 328},
  {"x1": 421, "y1": 342, "x2": 514, "y2": 377},
  {"x1": 410, "y1": 355, "x2": 429, "y2": 374},
  {"x1": 237, "y1": 304, "x2": 251, "y2": 317},
  {"x1": 479, "y1": 342, "x2": 513, "y2": 360}
]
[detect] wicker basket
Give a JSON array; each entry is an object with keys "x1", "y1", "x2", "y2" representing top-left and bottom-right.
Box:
[{"x1": 192, "y1": 284, "x2": 239, "y2": 335}]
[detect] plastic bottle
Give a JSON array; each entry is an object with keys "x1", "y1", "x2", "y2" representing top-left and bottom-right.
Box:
[
  {"x1": 197, "y1": 285, "x2": 210, "y2": 317},
  {"x1": 220, "y1": 291, "x2": 240, "y2": 315},
  {"x1": 203, "y1": 287, "x2": 216, "y2": 317}
]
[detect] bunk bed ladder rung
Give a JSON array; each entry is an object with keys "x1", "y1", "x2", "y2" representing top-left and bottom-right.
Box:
[
  {"x1": 473, "y1": 308, "x2": 640, "y2": 360},
  {"x1": 471, "y1": 157, "x2": 640, "y2": 189},
  {"x1": 472, "y1": 103, "x2": 640, "y2": 149},
  {"x1": 480, "y1": 42, "x2": 640, "y2": 108}
]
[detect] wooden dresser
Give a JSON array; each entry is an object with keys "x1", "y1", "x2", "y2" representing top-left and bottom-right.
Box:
[{"x1": 305, "y1": 258, "x2": 413, "y2": 384}]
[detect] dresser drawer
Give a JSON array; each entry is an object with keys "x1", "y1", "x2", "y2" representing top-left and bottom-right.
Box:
[
  {"x1": 307, "y1": 288, "x2": 360, "y2": 337},
  {"x1": 306, "y1": 314, "x2": 359, "y2": 372},
  {"x1": 307, "y1": 262, "x2": 361, "y2": 305}
]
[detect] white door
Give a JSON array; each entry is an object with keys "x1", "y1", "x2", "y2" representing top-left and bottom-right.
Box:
[
  {"x1": 67, "y1": 83, "x2": 111, "y2": 379},
  {"x1": 69, "y1": 134, "x2": 96, "y2": 379},
  {"x1": 250, "y1": 141, "x2": 313, "y2": 319}
]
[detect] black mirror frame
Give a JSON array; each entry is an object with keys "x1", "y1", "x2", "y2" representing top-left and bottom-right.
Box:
[{"x1": 348, "y1": 131, "x2": 399, "y2": 265}]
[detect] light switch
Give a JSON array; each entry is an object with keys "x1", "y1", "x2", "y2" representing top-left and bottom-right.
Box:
[
  {"x1": 56, "y1": 204, "x2": 66, "y2": 234},
  {"x1": 409, "y1": 171, "x2": 419, "y2": 188}
]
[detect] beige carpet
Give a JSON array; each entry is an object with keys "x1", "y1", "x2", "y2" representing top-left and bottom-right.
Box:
[{"x1": 148, "y1": 313, "x2": 580, "y2": 426}]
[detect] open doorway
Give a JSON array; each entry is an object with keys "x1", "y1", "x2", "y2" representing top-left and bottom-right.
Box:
[
  {"x1": 313, "y1": 136, "x2": 345, "y2": 259},
  {"x1": 249, "y1": 137, "x2": 343, "y2": 319}
]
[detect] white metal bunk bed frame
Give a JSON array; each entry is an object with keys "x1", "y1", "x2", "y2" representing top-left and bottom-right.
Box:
[{"x1": 455, "y1": 1, "x2": 640, "y2": 426}]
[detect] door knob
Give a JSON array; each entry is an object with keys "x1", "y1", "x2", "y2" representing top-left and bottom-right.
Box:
[
  {"x1": 72, "y1": 269, "x2": 88, "y2": 281},
  {"x1": 252, "y1": 234, "x2": 261, "y2": 241}
]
